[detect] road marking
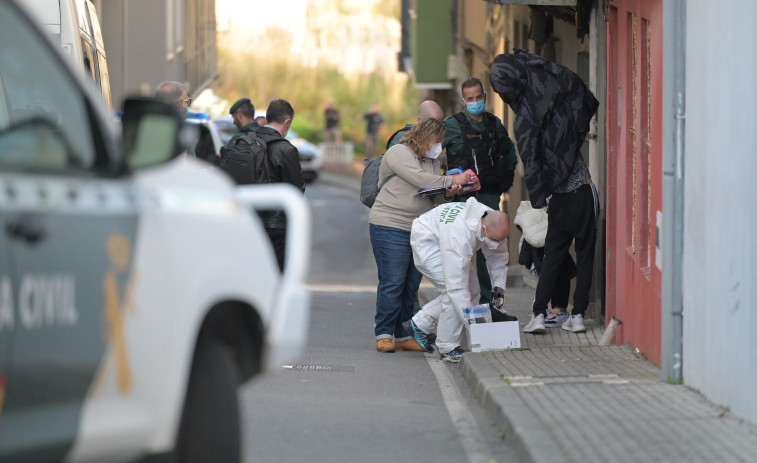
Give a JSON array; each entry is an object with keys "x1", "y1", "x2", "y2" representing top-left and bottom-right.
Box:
[
  {"x1": 427, "y1": 355, "x2": 497, "y2": 463},
  {"x1": 306, "y1": 284, "x2": 376, "y2": 293},
  {"x1": 306, "y1": 282, "x2": 434, "y2": 293}
]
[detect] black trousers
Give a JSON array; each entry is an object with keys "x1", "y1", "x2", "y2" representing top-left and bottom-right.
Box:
[
  {"x1": 532, "y1": 182, "x2": 599, "y2": 316},
  {"x1": 266, "y1": 227, "x2": 287, "y2": 273}
]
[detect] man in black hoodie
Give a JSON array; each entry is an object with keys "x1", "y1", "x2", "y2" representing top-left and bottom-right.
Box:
[
  {"x1": 489, "y1": 49, "x2": 599, "y2": 334},
  {"x1": 255, "y1": 99, "x2": 306, "y2": 272}
]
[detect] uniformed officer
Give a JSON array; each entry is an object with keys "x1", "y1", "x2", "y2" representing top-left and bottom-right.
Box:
[
  {"x1": 443, "y1": 77, "x2": 518, "y2": 320},
  {"x1": 227, "y1": 97, "x2": 260, "y2": 148}
]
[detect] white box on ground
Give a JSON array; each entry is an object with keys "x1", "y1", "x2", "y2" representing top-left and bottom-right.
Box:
[{"x1": 469, "y1": 321, "x2": 521, "y2": 352}]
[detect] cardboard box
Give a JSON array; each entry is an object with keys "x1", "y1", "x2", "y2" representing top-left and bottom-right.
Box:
[{"x1": 469, "y1": 321, "x2": 521, "y2": 352}]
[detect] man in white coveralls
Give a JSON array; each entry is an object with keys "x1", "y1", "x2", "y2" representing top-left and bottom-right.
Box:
[{"x1": 404, "y1": 197, "x2": 516, "y2": 363}]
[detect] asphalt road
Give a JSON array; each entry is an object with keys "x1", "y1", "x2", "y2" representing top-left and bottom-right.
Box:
[{"x1": 239, "y1": 178, "x2": 520, "y2": 463}]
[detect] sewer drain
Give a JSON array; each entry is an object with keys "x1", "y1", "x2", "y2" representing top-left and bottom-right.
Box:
[{"x1": 282, "y1": 364, "x2": 355, "y2": 372}]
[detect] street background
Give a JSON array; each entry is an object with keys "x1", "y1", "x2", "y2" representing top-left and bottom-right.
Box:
[{"x1": 262, "y1": 169, "x2": 757, "y2": 463}]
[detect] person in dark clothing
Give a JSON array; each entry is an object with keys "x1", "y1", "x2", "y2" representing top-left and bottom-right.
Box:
[
  {"x1": 255, "y1": 99, "x2": 306, "y2": 272},
  {"x1": 227, "y1": 97, "x2": 260, "y2": 148},
  {"x1": 324, "y1": 99, "x2": 342, "y2": 142},
  {"x1": 193, "y1": 126, "x2": 218, "y2": 165},
  {"x1": 518, "y1": 240, "x2": 576, "y2": 327},
  {"x1": 443, "y1": 77, "x2": 518, "y2": 320},
  {"x1": 363, "y1": 104, "x2": 384, "y2": 158},
  {"x1": 490, "y1": 49, "x2": 600, "y2": 334}
]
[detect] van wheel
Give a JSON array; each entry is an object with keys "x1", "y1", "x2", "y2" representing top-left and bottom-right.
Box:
[{"x1": 176, "y1": 338, "x2": 241, "y2": 463}]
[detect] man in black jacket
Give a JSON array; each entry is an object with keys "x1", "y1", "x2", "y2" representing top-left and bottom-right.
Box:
[
  {"x1": 255, "y1": 99, "x2": 306, "y2": 271},
  {"x1": 490, "y1": 50, "x2": 599, "y2": 334}
]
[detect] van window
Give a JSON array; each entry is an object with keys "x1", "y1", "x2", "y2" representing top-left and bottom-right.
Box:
[
  {"x1": 86, "y1": 1, "x2": 104, "y2": 47},
  {"x1": 0, "y1": 3, "x2": 97, "y2": 170},
  {"x1": 97, "y1": 50, "x2": 112, "y2": 110},
  {"x1": 84, "y1": 0, "x2": 112, "y2": 111},
  {"x1": 75, "y1": 0, "x2": 91, "y2": 37},
  {"x1": 81, "y1": 38, "x2": 97, "y2": 80}
]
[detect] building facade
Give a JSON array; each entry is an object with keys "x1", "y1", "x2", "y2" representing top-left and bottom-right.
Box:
[{"x1": 94, "y1": 0, "x2": 218, "y2": 109}]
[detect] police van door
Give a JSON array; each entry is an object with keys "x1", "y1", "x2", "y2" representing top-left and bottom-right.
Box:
[
  {"x1": 0, "y1": 3, "x2": 138, "y2": 460},
  {"x1": 0, "y1": 218, "x2": 10, "y2": 413}
]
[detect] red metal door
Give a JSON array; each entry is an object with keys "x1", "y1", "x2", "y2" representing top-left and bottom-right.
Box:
[{"x1": 606, "y1": 0, "x2": 663, "y2": 364}]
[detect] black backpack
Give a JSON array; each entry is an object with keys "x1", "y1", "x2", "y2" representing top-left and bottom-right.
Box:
[
  {"x1": 360, "y1": 154, "x2": 396, "y2": 208},
  {"x1": 220, "y1": 132, "x2": 271, "y2": 185}
]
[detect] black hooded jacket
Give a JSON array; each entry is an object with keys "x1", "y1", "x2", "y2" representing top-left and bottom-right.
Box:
[
  {"x1": 255, "y1": 126, "x2": 306, "y2": 228},
  {"x1": 489, "y1": 49, "x2": 599, "y2": 208}
]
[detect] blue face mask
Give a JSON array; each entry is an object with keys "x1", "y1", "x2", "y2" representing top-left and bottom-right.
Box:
[{"x1": 466, "y1": 100, "x2": 485, "y2": 115}]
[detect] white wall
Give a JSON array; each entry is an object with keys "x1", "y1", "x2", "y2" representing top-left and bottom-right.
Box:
[{"x1": 683, "y1": 0, "x2": 757, "y2": 424}]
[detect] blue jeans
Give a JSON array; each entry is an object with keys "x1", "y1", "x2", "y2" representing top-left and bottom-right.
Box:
[{"x1": 370, "y1": 224, "x2": 422, "y2": 340}]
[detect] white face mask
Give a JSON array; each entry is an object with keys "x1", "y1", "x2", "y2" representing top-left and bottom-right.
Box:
[
  {"x1": 425, "y1": 142, "x2": 442, "y2": 159},
  {"x1": 481, "y1": 226, "x2": 500, "y2": 250}
]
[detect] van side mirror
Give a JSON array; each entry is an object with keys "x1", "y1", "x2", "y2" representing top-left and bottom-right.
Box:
[{"x1": 121, "y1": 97, "x2": 183, "y2": 170}]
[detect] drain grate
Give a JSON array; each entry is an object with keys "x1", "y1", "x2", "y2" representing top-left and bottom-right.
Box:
[{"x1": 282, "y1": 364, "x2": 355, "y2": 372}]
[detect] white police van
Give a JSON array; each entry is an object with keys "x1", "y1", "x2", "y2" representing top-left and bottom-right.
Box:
[
  {"x1": 0, "y1": 1, "x2": 311, "y2": 462},
  {"x1": 25, "y1": 0, "x2": 113, "y2": 111}
]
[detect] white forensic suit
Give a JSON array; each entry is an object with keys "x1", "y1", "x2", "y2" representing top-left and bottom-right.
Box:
[{"x1": 409, "y1": 197, "x2": 509, "y2": 354}]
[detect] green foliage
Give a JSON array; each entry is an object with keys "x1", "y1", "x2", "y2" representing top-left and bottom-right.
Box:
[{"x1": 215, "y1": 42, "x2": 419, "y2": 154}]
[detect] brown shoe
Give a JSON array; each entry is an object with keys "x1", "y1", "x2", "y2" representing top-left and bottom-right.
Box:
[
  {"x1": 394, "y1": 339, "x2": 425, "y2": 351},
  {"x1": 376, "y1": 339, "x2": 395, "y2": 353}
]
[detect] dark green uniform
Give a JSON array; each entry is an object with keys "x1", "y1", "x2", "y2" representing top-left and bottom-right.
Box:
[
  {"x1": 226, "y1": 122, "x2": 260, "y2": 148},
  {"x1": 386, "y1": 123, "x2": 413, "y2": 149},
  {"x1": 443, "y1": 113, "x2": 517, "y2": 173}
]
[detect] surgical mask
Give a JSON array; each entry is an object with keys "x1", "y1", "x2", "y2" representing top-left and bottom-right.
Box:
[
  {"x1": 466, "y1": 100, "x2": 486, "y2": 116},
  {"x1": 481, "y1": 226, "x2": 500, "y2": 250},
  {"x1": 483, "y1": 237, "x2": 500, "y2": 250},
  {"x1": 425, "y1": 142, "x2": 442, "y2": 159}
]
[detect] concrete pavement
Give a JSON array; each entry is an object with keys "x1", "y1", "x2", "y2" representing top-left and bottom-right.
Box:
[
  {"x1": 460, "y1": 285, "x2": 757, "y2": 462},
  {"x1": 318, "y1": 164, "x2": 757, "y2": 462}
]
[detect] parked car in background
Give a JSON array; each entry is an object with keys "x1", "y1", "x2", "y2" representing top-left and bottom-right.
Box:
[
  {"x1": 287, "y1": 129, "x2": 324, "y2": 182},
  {"x1": 187, "y1": 111, "x2": 223, "y2": 165},
  {"x1": 0, "y1": 1, "x2": 312, "y2": 461},
  {"x1": 213, "y1": 115, "x2": 237, "y2": 147}
]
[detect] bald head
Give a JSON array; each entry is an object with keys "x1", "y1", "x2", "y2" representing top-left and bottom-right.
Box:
[
  {"x1": 417, "y1": 100, "x2": 444, "y2": 122},
  {"x1": 482, "y1": 211, "x2": 510, "y2": 242}
]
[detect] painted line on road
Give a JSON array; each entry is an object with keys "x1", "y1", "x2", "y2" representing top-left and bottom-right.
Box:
[
  {"x1": 306, "y1": 282, "x2": 435, "y2": 293},
  {"x1": 306, "y1": 284, "x2": 376, "y2": 293},
  {"x1": 427, "y1": 355, "x2": 497, "y2": 463}
]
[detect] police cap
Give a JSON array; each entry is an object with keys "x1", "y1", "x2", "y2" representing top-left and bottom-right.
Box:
[{"x1": 229, "y1": 97, "x2": 251, "y2": 115}]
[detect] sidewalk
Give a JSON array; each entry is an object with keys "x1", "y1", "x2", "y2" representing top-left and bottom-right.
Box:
[{"x1": 460, "y1": 285, "x2": 757, "y2": 463}]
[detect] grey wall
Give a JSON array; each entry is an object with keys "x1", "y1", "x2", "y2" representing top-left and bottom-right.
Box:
[
  {"x1": 99, "y1": 0, "x2": 216, "y2": 109},
  {"x1": 683, "y1": 0, "x2": 757, "y2": 424}
]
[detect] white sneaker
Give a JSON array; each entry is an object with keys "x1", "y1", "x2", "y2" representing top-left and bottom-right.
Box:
[
  {"x1": 561, "y1": 314, "x2": 586, "y2": 333},
  {"x1": 523, "y1": 313, "x2": 546, "y2": 334},
  {"x1": 545, "y1": 310, "x2": 569, "y2": 328}
]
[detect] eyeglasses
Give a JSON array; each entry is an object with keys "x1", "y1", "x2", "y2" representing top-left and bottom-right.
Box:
[{"x1": 176, "y1": 98, "x2": 192, "y2": 107}]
